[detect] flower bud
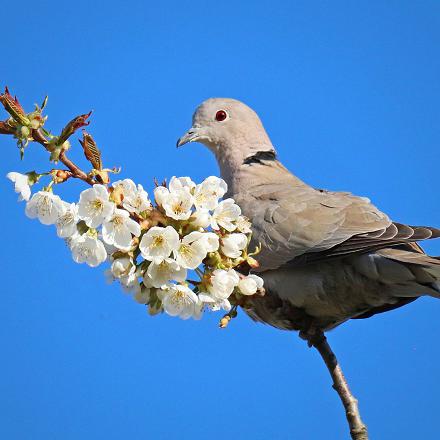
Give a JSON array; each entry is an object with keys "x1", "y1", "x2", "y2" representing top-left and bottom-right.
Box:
[
  {"x1": 19, "y1": 125, "x2": 30, "y2": 138},
  {"x1": 93, "y1": 170, "x2": 110, "y2": 184},
  {"x1": 238, "y1": 274, "x2": 264, "y2": 296},
  {"x1": 79, "y1": 130, "x2": 102, "y2": 170},
  {"x1": 58, "y1": 111, "x2": 92, "y2": 145},
  {"x1": 111, "y1": 256, "x2": 134, "y2": 278},
  {"x1": 190, "y1": 209, "x2": 211, "y2": 229},
  {"x1": 134, "y1": 287, "x2": 151, "y2": 304},
  {"x1": 52, "y1": 169, "x2": 71, "y2": 184},
  {"x1": 110, "y1": 185, "x2": 125, "y2": 204},
  {"x1": 0, "y1": 87, "x2": 30, "y2": 126},
  {"x1": 27, "y1": 112, "x2": 47, "y2": 130},
  {"x1": 219, "y1": 315, "x2": 231, "y2": 328},
  {"x1": 246, "y1": 256, "x2": 260, "y2": 269}
]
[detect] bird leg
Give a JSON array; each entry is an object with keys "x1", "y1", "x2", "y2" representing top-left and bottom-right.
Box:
[{"x1": 301, "y1": 329, "x2": 369, "y2": 440}]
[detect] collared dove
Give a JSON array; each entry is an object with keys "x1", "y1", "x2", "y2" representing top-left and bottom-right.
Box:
[{"x1": 177, "y1": 98, "x2": 440, "y2": 332}]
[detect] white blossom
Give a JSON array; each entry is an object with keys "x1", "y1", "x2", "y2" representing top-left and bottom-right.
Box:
[
  {"x1": 105, "y1": 265, "x2": 137, "y2": 288},
  {"x1": 154, "y1": 178, "x2": 195, "y2": 220},
  {"x1": 134, "y1": 287, "x2": 151, "y2": 304},
  {"x1": 161, "y1": 284, "x2": 201, "y2": 319},
  {"x1": 190, "y1": 209, "x2": 211, "y2": 229},
  {"x1": 102, "y1": 208, "x2": 141, "y2": 251},
  {"x1": 198, "y1": 232, "x2": 220, "y2": 252},
  {"x1": 207, "y1": 269, "x2": 240, "y2": 300},
  {"x1": 139, "y1": 226, "x2": 180, "y2": 263},
  {"x1": 120, "y1": 273, "x2": 140, "y2": 291},
  {"x1": 144, "y1": 258, "x2": 187, "y2": 288},
  {"x1": 121, "y1": 280, "x2": 142, "y2": 296},
  {"x1": 112, "y1": 178, "x2": 136, "y2": 196},
  {"x1": 221, "y1": 233, "x2": 248, "y2": 258},
  {"x1": 154, "y1": 177, "x2": 194, "y2": 205},
  {"x1": 198, "y1": 293, "x2": 232, "y2": 312},
  {"x1": 168, "y1": 176, "x2": 196, "y2": 193},
  {"x1": 78, "y1": 184, "x2": 115, "y2": 228},
  {"x1": 174, "y1": 231, "x2": 208, "y2": 269},
  {"x1": 110, "y1": 256, "x2": 135, "y2": 279},
  {"x1": 55, "y1": 202, "x2": 79, "y2": 238},
  {"x1": 154, "y1": 185, "x2": 194, "y2": 220},
  {"x1": 235, "y1": 215, "x2": 252, "y2": 234},
  {"x1": 153, "y1": 185, "x2": 169, "y2": 206},
  {"x1": 70, "y1": 234, "x2": 107, "y2": 267},
  {"x1": 65, "y1": 231, "x2": 81, "y2": 249},
  {"x1": 25, "y1": 191, "x2": 63, "y2": 225},
  {"x1": 194, "y1": 176, "x2": 227, "y2": 210},
  {"x1": 123, "y1": 184, "x2": 150, "y2": 214},
  {"x1": 7, "y1": 172, "x2": 31, "y2": 201},
  {"x1": 193, "y1": 301, "x2": 204, "y2": 320},
  {"x1": 211, "y1": 198, "x2": 241, "y2": 232},
  {"x1": 118, "y1": 265, "x2": 142, "y2": 293},
  {"x1": 238, "y1": 274, "x2": 264, "y2": 296},
  {"x1": 162, "y1": 188, "x2": 194, "y2": 220}
]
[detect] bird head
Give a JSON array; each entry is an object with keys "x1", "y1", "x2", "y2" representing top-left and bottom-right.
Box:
[{"x1": 177, "y1": 98, "x2": 275, "y2": 163}]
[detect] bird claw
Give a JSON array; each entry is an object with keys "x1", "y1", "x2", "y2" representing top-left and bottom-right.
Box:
[{"x1": 299, "y1": 326, "x2": 325, "y2": 347}]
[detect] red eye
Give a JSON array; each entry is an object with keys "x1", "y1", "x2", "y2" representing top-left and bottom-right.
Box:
[{"x1": 215, "y1": 110, "x2": 227, "y2": 121}]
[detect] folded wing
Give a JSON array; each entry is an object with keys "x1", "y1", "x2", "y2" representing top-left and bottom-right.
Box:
[{"x1": 244, "y1": 184, "x2": 440, "y2": 270}]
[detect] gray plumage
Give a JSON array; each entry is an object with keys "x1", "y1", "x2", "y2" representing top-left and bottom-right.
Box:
[{"x1": 177, "y1": 98, "x2": 440, "y2": 332}]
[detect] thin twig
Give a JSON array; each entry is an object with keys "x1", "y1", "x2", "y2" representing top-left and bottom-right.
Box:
[
  {"x1": 32, "y1": 128, "x2": 95, "y2": 185},
  {"x1": 304, "y1": 331, "x2": 368, "y2": 440}
]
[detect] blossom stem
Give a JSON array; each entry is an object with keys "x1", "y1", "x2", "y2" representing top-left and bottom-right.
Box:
[
  {"x1": 187, "y1": 279, "x2": 200, "y2": 286},
  {"x1": 195, "y1": 267, "x2": 204, "y2": 279},
  {"x1": 32, "y1": 128, "x2": 95, "y2": 185}
]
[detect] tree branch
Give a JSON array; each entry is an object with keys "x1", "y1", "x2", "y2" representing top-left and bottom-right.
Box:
[
  {"x1": 304, "y1": 331, "x2": 368, "y2": 440},
  {"x1": 32, "y1": 128, "x2": 95, "y2": 185}
]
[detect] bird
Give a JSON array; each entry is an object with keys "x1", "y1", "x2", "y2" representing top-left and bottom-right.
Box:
[{"x1": 177, "y1": 98, "x2": 440, "y2": 336}]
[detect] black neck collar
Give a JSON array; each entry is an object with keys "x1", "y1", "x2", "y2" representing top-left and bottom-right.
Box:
[{"x1": 243, "y1": 150, "x2": 277, "y2": 165}]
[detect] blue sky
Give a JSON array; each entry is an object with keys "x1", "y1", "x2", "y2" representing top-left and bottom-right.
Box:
[{"x1": 1, "y1": 1, "x2": 440, "y2": 439}]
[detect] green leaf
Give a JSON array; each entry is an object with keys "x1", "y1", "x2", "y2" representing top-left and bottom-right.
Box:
[
  {"x1": 40, "y1": 96, "x2": 48, "y2": 110},
  {"x1": 26, "y1": 171, "x2": 42, "y2": 185}
]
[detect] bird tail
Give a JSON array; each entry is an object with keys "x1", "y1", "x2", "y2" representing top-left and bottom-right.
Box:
[{"x1": 376, "y1": 247, "x2": 440, "y2": 297}]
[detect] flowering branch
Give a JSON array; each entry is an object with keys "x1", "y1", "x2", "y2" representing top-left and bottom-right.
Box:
[
  {"x1": 2, "y1": 87, "x2": 264, "y2": 325},
  {"x1": 0, "y1": 87, "x2": 99, "y2": 185},
  {"x1": 32, "y1": 127, "x2": 96, "y2": 185}
]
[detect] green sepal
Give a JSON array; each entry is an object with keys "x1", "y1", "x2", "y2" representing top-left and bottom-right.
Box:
[{"x1": 76, "y1": 220, "x2": 89, "y2": 235}]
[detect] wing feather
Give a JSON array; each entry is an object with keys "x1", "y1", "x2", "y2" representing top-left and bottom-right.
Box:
[{"x1": 238, "y1": 182, "x2": 440, "y2": 271}]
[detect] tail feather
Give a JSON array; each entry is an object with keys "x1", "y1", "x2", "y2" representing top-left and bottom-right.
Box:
[{"x1": 376, "y1": 247, "x2": 440, "y2": 297}]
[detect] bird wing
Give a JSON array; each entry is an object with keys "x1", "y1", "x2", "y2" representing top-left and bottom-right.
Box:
[{"x1": 242, "y1": 183, "x2": 440, "y2": 270}]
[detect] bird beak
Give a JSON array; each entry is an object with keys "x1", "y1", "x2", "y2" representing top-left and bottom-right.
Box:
[{"x1": 176, "y1": 127, "x2": 201, "y2": 148}]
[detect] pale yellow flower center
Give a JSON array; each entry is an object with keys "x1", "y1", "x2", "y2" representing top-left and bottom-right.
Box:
[
  {"x1": 133, "y1": 197, "x2": 142, "y2": 208},
  {"x1": 171, "y1": 289, "x2": 188, "y2": 306},
  {"x1": 172, "y1": 201, "x2": 185, "y2": 215},
  {"x1": 195, "y1": 193, "x2": 206, "y2": 203},
  {"x1": 152, "y1": 235, "x2": 164, "y2": 247},
  {"x1": 91, "y1": 199, "x2": 103, "y2": 212},
  {"x1": 113, "y1": 216, "x2": 124, "y2": 227},
  {"x1": 179, "y1": 244, "x2": 192, "y2": 256},
  {"x1": 59, "y1": 211, "x2": 74, "y2": 226},
  {"x1": 37, "y1": 196, "x2": 55, "y2": 216}
]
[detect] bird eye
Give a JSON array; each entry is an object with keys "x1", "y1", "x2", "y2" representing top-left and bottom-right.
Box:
[{"x1": 215, "y1": 110, "x2": 228, "y2": 122}]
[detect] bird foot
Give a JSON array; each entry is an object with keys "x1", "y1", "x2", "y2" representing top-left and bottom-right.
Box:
[{"x1": 299, "y1": 326, "x2": 325, "y2": 347}]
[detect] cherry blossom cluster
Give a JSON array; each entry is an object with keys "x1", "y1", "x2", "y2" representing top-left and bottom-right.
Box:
[
  {"x1": 7, "y1": 172, "x2": 264, "y2": 321},
  {"x1": 2, "y1": 87, "x2": 263, "y2": 325}
]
